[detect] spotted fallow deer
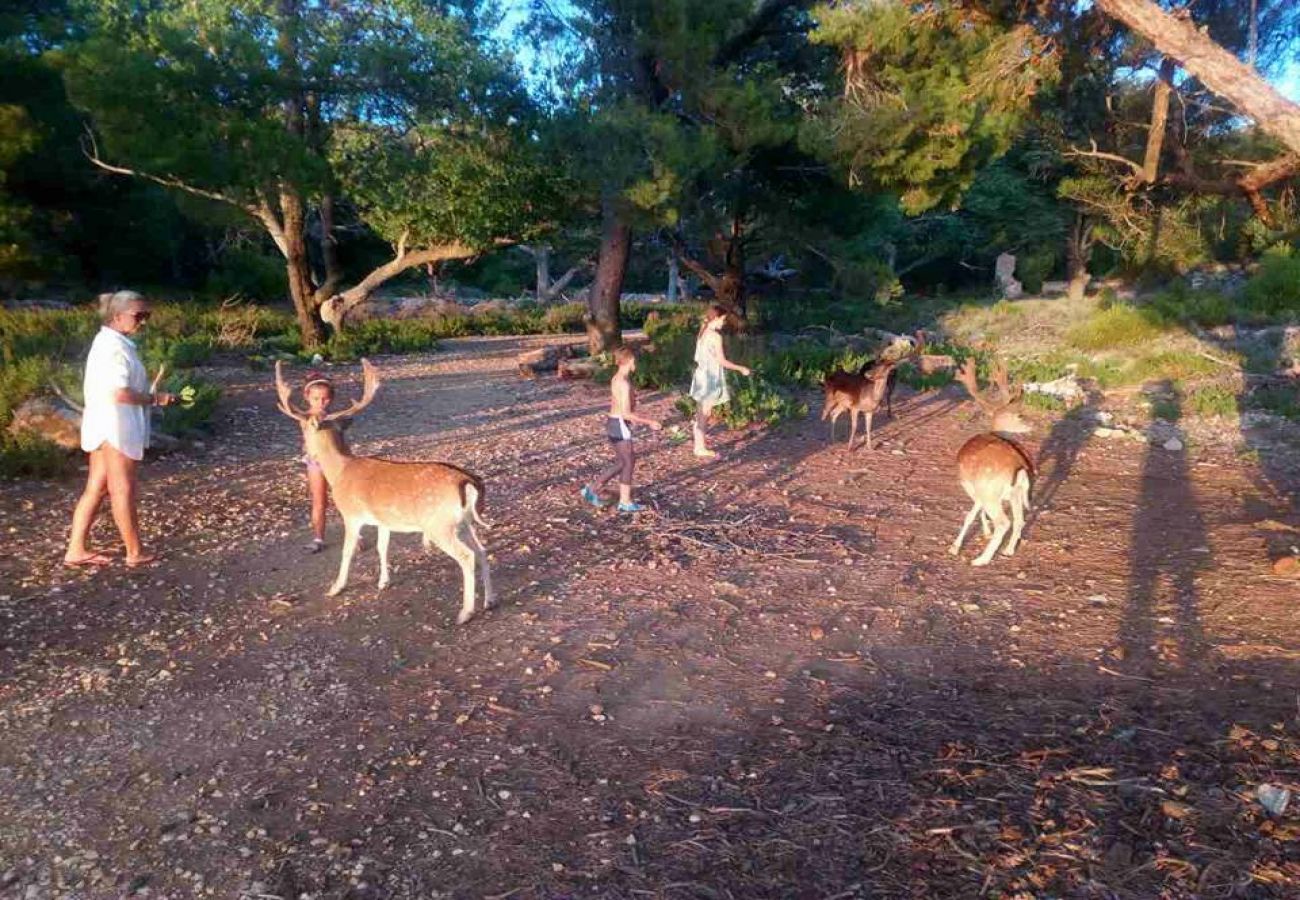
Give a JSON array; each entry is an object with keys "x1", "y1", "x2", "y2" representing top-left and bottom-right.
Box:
[
  {"x1": 821, "y1": 331, "x2": 924, "y2": 450},
  {"x1": 274, "y1": 360, "x2": 494, "y2": 624},
  {"x1": 949, "y1": 357, "x2": 1035, "y2": 566}
]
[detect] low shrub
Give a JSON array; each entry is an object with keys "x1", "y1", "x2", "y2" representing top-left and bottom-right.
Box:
[
  {"x1": 157, "y1": 375, "x2": 223, "y2": 435},
  {"x1": 142, "y1": 333, "x2": 214, "y2": 370},
  {"x1": 1242, "y1": 250, "x2": 1300, "y2": 317},
  {"x1": 0, "y1": 354, "x2": 57, "y2": 429},
  {"x1": 1250, "y1": 384, "x2": 1300, "y2": 420},
  {"x1": 1148, "y1": 285, "x2": 1235, "y2": 327},
  {"x1": 0, "y1": 430, "x2": 74, "y2": 479},
  {"x1": 323, "y1": 319, "x2": 443, "y2": 360},
  {"x1": 1187, "y1": 384, "x2": 1239, "y2": 418},
  {"x1": 1066, "y1": 303, "x2": 1169, "y2": 351},
  {"x1": 673, "y1": 373, "x2": 807, "y2": 430}
]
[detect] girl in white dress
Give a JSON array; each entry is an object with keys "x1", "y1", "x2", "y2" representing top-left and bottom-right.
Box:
[
  {"x1": 63, "y1": 291, "x2": 175, "y2": 568},
  {"x1": 689, "y1": 304, "x2": 751, "y2": 458}
]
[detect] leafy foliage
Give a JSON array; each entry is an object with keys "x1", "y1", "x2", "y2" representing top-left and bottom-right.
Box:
[
  {"x1": 1242, "y1": 250, "x2": 1300, "y2": 317},
  {"x1": 808, "y1": 1, "x2": 1057, "y2": 214}
]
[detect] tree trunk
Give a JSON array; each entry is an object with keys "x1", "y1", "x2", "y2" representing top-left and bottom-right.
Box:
[
  {"x1": 667, "y1": 252, "x2": 680, "y2": 303},
  {"x1": 715, "y1": 269, "x2": 745, "y2": 315},
  {"x1": 281, "y1": 191, "x2": 327, "y2": 347},
  {"x1": 588, "y1": 198, "x2": 628, "y2": 354},
  {"x1": 275, "y1": 0, "x2": 326, "y2": 347},
  {"x1": 1066, "y1": 214, "x2": 1092, "y2": 302},
  {"x1": 322, "y1": 240, "x2": 483, "y2": 329},
  {"x1": 533, "y1": 245, "x2": 551, "y2": 298},
  {"x1": 1140, "y1": 58, "x2": 1175, "y2": 185},
  {"x1": 312, "y1": 192, "x2": 343, "y2": 306},
  {"x1": 1095, "y1": 0, "x2": 1300, "y2": 156}
]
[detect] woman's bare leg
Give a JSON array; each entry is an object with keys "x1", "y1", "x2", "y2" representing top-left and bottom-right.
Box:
[
  {"x1": 65, "y1": 448, "x2": 109, "y2": 563},
  {"x1": 103, "y1": 445, "x2": 146, "y2": 562}
]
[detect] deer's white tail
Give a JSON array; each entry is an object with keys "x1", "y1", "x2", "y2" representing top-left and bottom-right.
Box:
[{"x1": 463, "y1": 481, "x2": 492, "y2": 530}]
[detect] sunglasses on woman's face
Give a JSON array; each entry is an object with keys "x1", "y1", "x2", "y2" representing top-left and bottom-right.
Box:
[{"x1": 127, "y1": 311, "x2": 151, "y2": 323}]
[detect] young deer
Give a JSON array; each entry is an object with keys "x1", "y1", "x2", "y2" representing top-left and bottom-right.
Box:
[
  {"x1": 274, "y1": 360, "x2": 494, "y2": 624},
  {"x1": 821, "y1": 332, "x2": 923, "y2": 451},
  {"x1": 949, "y1": 357, "x2": 1035, "y2": 566}
]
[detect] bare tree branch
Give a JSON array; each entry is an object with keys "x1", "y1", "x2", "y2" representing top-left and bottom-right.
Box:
[{"x1": 82, "y1": 128, "x2": 246, "y2": 211}]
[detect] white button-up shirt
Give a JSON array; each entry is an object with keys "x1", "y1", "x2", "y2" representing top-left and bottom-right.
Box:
[{"x1": 80, "y1": 326, "x2": 150, "y2": 460}]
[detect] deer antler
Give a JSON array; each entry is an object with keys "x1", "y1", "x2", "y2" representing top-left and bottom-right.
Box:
[
  {"x1": 911, "y1": 329, "x2": 927, "y2": 359},
  {"x1": 989, "y1": 359, "x2": 1022, "y2": 408},
  {"x1": 273, "y1": 360, "x2": 310, "y2": 422},
  {"x1": 322, "y1": 358, "x2": 380, "y2": 422},
  {"x1": 955, "y1": 358, "x2": 996, "y2": 415}
]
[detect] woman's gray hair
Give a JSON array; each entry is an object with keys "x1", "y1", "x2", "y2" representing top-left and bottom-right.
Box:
[{"x1": 97, "y1": 290, "x2": 146, "y2": 324}]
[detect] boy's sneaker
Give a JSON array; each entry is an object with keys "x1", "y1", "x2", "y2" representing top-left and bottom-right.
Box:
[
  {"x1": 306, "y1": 538, "x2": 325, "y2": 554},
  {"x1": 580, "y1": 486, "x2": 605, "y2": 508},
  {"x1": 617, "y1": 502, "x2": 646, "y2": 513}
]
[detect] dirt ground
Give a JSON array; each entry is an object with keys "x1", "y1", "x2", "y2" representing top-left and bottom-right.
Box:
[{"x1": 4, "y1": 334, "x2": 1300, "y2": 899}]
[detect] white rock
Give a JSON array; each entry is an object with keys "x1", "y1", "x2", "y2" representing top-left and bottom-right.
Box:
[{"x1": 1257, "y1": 783, "x2": 1291, "y2": 816}]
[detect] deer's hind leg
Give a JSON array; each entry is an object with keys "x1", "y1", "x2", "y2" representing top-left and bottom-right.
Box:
[
  {"x1": 950, "y1": 500, "x2": 983, "y2": 556},
  {"x1": 460, "y1": 521, "x2": 494, "y2": 610},
  {"x1": 376, "y1": 526, "x2": 392, "y2": 590},
  {"x1": 971, "y1": 502, "x2": 1011, "y2": 567},
  {"x1": 425, "y1": 520, "x2": 479, "y2": 625},
  {"x1": 1003, "y1": 471, "x2": 1030, "y2": 557}
]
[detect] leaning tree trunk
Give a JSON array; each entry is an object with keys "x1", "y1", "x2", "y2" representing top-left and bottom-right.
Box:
[
  {"x1": 1095, "y1": 0, "x2": 1300, "y2": 156},
  {"x1": 587, "y1": 199, "x2": 629, "y2": 354},
  {"x1": 321, "y1": 241, "x2": 482, "y2": 330}
]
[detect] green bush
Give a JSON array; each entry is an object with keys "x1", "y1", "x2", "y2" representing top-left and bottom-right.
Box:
[
  {"x1": 0, "y1": 307, "x2": 98, "y2": 360},
  {"x1": 324, "y1": 319, "x2": 443, "y2": 360},
  {"x1": 0, "y1": 430, "x2": 73, "y2": 479},
  {"x1": 1066, "y1": 304, "x2": 1169, "y2": 351},
  {"x1": 1250, "y1": 384, "x2": 1300, "y2": 420},
  {"x1": 1242, "y1": 250, "x2": 1300, "y2": 317},
  {"x1": 142, "y1": 333, "x2": 214, "y2": 369},
  {"x1": 674, "y1": 373, "x2": 807, "y2": 430},
  {"x1": 157, "y1": 375, "x2": 222, "y2": 435},
  {"x1": 1148, "y1": 283, "x2": 1236, "y2": 327},
  {"x1": 1016, "y1": 246, "x2": 1057, "y2": 295},
  {"x1": 633, "y1": 311, "x2": 700, "y2": 390},
  {"x1": 718, "y1": 373, "x2": 808, "y2": 428},
  {"x1": 0, "y1": 353, "x2": 57, "y2": 429}
]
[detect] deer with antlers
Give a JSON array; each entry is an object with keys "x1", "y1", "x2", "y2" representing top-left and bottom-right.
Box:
[
  {"x1": 821, "y1": 331, "x2": 924, "y2": 451},
  {"x1": 274, "y1": 360, "x2": 494, "y2": 624},
  {"x1": 949, "y1": 357, "x2": 1035, "y2": 566}
]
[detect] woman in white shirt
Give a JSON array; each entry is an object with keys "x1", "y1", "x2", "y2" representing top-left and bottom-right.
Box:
[{"x1": 63, "y1": 291, "x2": 175, "y2": 568}]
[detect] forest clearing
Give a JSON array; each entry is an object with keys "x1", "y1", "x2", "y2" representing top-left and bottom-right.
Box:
[
  {"x1": 4, "y1": 332, "x2": 1300, "y2": 898},
  {"x1": 6, "y1": 0, "x2": 1300, "y2": 896}
]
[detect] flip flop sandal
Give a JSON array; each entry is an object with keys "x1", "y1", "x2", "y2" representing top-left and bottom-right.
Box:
[
  {"x1": 63, "y1": 552, "x2": 114, "y2": 569},
  {"x1": 124, "y1": 554, "x2": 160, "y2": 568}
]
